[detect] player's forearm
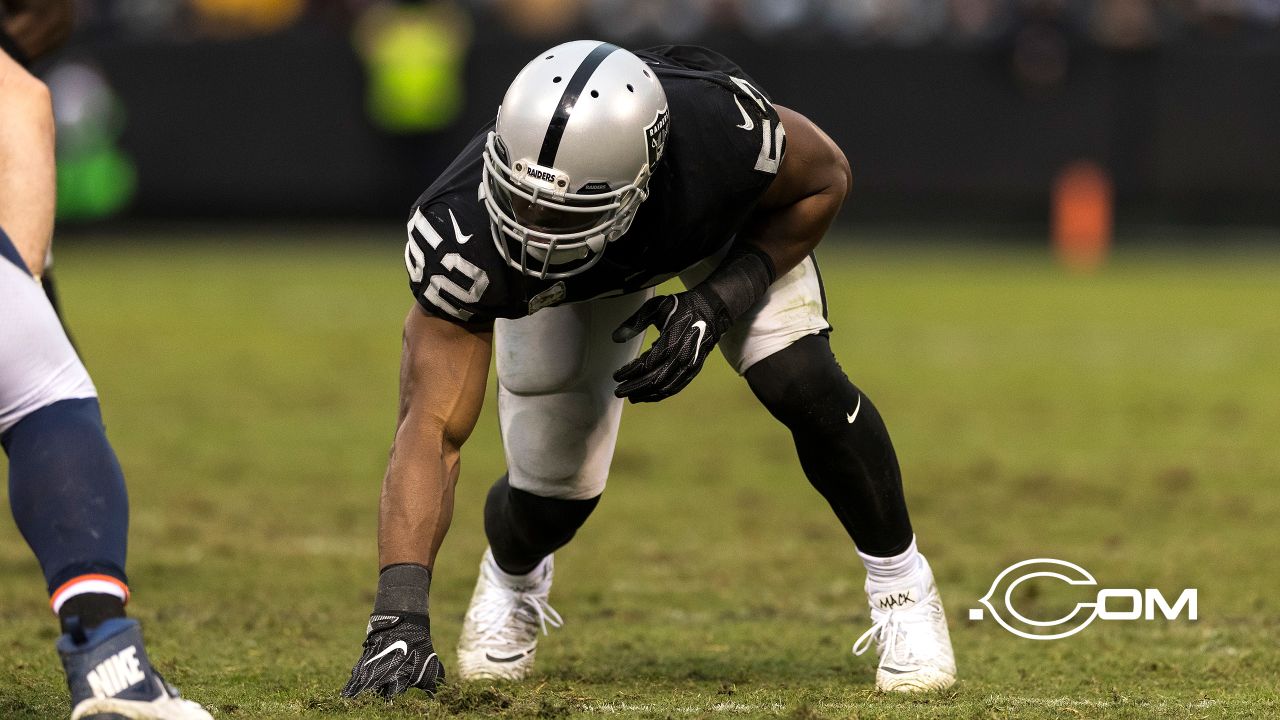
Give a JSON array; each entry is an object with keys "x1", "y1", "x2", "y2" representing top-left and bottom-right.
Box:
[
  {"x1": 376, "y1": 309, "x2": 491, "y2": 569},
  {"x1": 377, "y1": 420, "x2": 460, "y2": 569}
]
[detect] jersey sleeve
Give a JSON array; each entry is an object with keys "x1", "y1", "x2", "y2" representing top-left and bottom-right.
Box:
[
  {"x1": 669, "y1": 70, "x2": 786, "y2": 205},
  {"x1": 404, "y1": 201, "x2": 503, "y2": 326},
  {"x1": 717, "y1": 76, "x2": 786, "y2": 179}
]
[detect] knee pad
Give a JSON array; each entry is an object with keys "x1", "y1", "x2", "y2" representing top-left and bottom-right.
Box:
[
  {"x1": 485, "y1": 474, "x2": 600, "y2": 574},
  {"x1": 745, "y1": 333, "x2": 853, "y2": 429}
]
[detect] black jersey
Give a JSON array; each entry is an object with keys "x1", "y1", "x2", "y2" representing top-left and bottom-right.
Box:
[{"x1": 405, "y1": 45, "x2": 785, "y2": 324}]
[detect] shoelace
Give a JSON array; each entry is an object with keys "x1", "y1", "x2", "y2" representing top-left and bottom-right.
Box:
[
  {"x1": 473, "y1": 584, "x2": 564, "y2": 646},
  {"x1": 852, "y1": 603, "x2": 941, "y2": 663},
  {"x1": 852, "y1": 613, "x2": 894, "y2": 659}
]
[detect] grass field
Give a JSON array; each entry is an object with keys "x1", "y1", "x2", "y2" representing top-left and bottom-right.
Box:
[{"x1": 2, "y1": 233, "x2": 1278, "y2": 719}]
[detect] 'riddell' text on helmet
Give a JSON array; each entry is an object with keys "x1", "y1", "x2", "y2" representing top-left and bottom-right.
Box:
[{"x1": 481, "y1": 41, "x2": 670, "y2": 279}]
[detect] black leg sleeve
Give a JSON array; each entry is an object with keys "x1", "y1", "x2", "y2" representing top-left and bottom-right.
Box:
[
  {"x1": 745, "y1": 334, "x2": 913, "y2": 556},
  {"x1": 484, "y1": 474, "x2": 601, "y2": 575}
]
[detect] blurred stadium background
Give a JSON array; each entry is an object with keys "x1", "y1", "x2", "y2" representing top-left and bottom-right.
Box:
[
  {"x1": 43, "y1": 0, "x2": 1280, "y2": 229},
  {"x1": 3, "y1": 1, "x2": 1279, "y2": 718}
]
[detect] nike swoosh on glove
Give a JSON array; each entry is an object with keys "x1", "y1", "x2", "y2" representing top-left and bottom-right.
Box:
[
  {"x1": 341, "y1": 612, "x2": 444, "y2": 698},
  {"x1": 612, "y1": 287, "x2": 731, "y2": 403}
]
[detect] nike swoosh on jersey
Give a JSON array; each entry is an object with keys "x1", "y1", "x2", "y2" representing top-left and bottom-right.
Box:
[
  {"x1": 733, "y1": 96, "x2": 755, "y2": 131},
  {"x1": 449, "y1": 209, "x2": 472, "y2": 244},
  {"x1": 364, "y1": 640, "x2": 408, "y2": 666},
  {"x1": 847, "y1": 393, "x2": 862, "y2": 424},
  {"x1": 690, "y1": 320, "x2": 708, "y2": 365}
]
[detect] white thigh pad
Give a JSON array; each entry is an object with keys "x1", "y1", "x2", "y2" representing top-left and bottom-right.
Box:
[{"x1": 496, "y1": 292, "x2": 650, "y2": 499}]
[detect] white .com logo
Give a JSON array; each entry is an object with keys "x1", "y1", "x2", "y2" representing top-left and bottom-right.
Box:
[{"x1": 969, "y1": 558, "x2": 1198, "y2": 640}]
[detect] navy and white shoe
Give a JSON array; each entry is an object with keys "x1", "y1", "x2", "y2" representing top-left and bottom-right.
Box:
[{"x1": 57, "y1": 617, "x2": 212, "y2": 720}]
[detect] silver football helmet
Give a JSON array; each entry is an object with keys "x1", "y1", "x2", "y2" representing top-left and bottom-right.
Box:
[{"x1": 482, "y1": 40, "x2": 669, "y2": 279}]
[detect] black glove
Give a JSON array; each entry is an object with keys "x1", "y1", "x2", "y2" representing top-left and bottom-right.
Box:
[
  {"x1": 341, "y1": 612, "x2": 444, "y2": 698},
  {"x1": 611, "y1": 287, "x2": 731, "y2": 403},
  {"x1": 612, "y1": 246, "x2": 777, "y2": 403}
]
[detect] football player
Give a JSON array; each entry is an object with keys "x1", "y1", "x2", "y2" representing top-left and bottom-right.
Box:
[
  {"x1": 1, "y1": 3, "x2": 212, "y2": 718},
  {"x1": 342, "y1": 41, "x2": 956, "y2": 697}
]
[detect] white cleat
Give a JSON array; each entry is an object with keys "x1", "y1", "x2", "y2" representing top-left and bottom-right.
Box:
[
  {"x1": 71, "y1": 693, "x2": 214, "y2": 720},
  {"x1": 456, "y1": 548, "x2": 562, "y2": 681},
  {"x1": 853, "y1": 556, "x2": 957, "y2": 693}
]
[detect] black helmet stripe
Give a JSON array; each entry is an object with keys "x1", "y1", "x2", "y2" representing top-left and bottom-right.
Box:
[{"x1": 537, "y1": 42, "x2": 621, "y2": 168}]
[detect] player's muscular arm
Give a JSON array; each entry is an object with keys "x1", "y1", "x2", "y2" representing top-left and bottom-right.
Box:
[
  {"x1": 611, "y1": 106, "x2": 851, "y2": 403},
  {"x1": 378, "y1": 307, "x2": 493, "y2": 569},
  {"x1": 739, "y1": 104, "x2": 853, "y2": 276}
]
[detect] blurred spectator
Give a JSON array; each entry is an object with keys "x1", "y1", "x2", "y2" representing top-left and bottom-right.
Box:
[
  {"x1": 46, "y1": 61, "x2": 136, "y2": 220},
  {"x1": 737, "y1": 0, "x2": 811, "y2": 38},
  {"x1": 948, "y1": 0, "x2": 1015, "y2": 45},
  {"x1": 61, "y1": 0, "x2": 1279, "y2": 45},
  {"x1": 583, "y1": 0, "x2": 712, "y2": 41},
  {"x1": 1090, "y1": 0, "x2": 1163, "y2": 48},
  {"x1": 491, "y1": 0, "x2": 584, "y2": 37},
  {"x1": 191, "y1": 0, "x2": 305, "y2": 36},
  {"x1": 353, "y1": 0, "x2": 472, "y2": 133}
]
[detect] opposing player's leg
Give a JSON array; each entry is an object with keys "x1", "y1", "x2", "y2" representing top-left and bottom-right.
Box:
[
  {"x1": 2, "y1": 234, "x2": 212, "y2": 719},
  {"x1": 682, "y1": 253, "x2": 956, "y2": 692},
  {"x1": 2, "y1": 52, "x2": 211, "y2": 718},
  {"x1": 457, "y1": 291, "x2": 650, "y2": 681}
]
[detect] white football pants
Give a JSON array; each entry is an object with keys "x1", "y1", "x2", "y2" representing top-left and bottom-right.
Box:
[
  {"x1": 496, "y1": 253, "x2": 830, "y2": 499},
  {"x1": 0, "y1": 237, "x2": 97, "y2": 436}
]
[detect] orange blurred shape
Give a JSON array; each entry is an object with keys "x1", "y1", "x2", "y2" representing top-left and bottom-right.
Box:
[
  {"x1": 1052, "y1": 160, "x2": 1113, "y2": 272},
  {"x1": 192, "y1": 0, "x2": 304, "y2": 35}
]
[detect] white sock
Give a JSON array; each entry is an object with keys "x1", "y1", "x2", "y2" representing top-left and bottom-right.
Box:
[{"x1": 859, "y1": 536, "x2": 923, "y2": 587}]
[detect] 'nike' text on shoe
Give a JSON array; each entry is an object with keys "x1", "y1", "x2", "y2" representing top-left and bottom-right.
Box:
[{"x1": 58, "y1": 617, "x2": 213, "y2": 720}]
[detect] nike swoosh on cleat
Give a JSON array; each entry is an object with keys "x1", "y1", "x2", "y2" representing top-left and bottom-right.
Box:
[
  {"x1": 847, "y1": 393, "x2": 862, "y2": 424},
  {"x1": 449, "y1": 209, "x2": 472, "y2": 244},
  {"x1": 364, "y1": 640, "x2": 408, "y2": 666},
  {"x1": 880, "y1": 666, "x2": 912, "y2": 674},
  {"x1": 733, "y1": 96, "x2": 754, "y2": 131},
  {"x1": 690, "y1": 320, "x2": 708, "y2": 365},
  {"x1": 484, "y1": 651, "x2": 528, "y2": 663}
]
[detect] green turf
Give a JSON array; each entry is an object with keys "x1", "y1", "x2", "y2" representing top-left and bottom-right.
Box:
[{"x1": 2, "y1": 234, "x2": 1278, "y2": 719}]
